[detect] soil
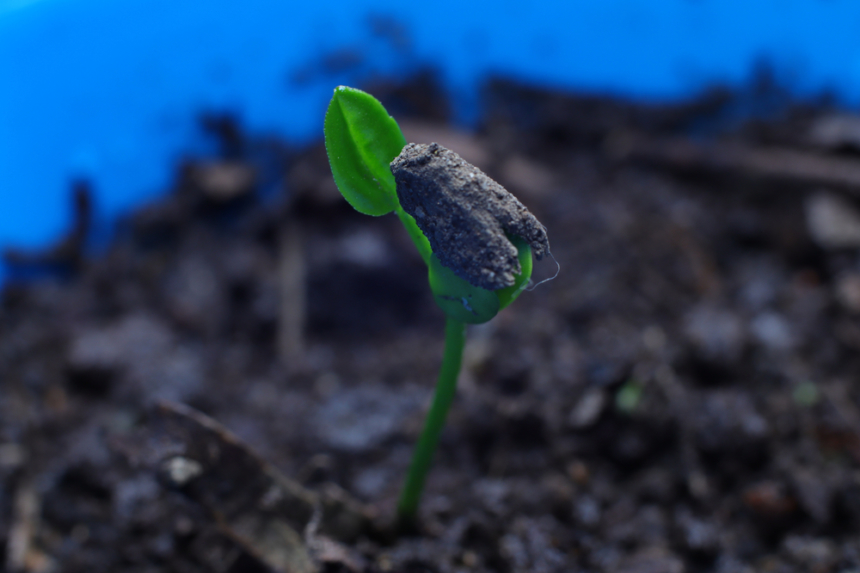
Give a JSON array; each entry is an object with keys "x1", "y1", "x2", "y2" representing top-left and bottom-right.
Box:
[
  {"x1": 392, "y1": 141, "x2": 548, "y2": 291},
  {"x1": 2, "y1": 74, "x2": 860, "y2": 573}
]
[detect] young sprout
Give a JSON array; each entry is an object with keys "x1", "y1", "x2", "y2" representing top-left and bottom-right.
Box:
[{"x1": 323, "y1": 86, "x2": 549, "y2": 524}]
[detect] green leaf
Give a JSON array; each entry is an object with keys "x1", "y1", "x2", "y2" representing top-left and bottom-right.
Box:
[
  {"x1": 429, "y1": 254, "x2": 500, "y2": 324},
  {"x1": 324, "y1": 86, "x2": 407, "y2": 216}
]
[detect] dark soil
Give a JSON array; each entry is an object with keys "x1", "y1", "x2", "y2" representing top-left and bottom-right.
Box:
[
  {"x1": 2, "y1": 74, "x2": 860, "y2": 573},
  {"x1": 392, "y1": 141, "x2": 549, "y2": 291}
]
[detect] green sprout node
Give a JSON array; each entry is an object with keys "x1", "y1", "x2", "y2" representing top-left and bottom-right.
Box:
[{"x1": 323, "y1": 86, "x2": 550, "y2": 524}]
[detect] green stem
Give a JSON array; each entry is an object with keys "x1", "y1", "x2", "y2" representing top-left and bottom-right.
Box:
[
  {"x1": 395, "y1": 206, "x2": 432, "y2": 267},
  {"x1": 397, "y1": 317, "x2": 466, "y2": 521}
]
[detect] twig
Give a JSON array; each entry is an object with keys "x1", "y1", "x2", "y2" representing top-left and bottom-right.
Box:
[
  {"x1": 278, "y1": 219, "x2": 306, "y2": 368},
  {"x1": 653, "y1": 364, "x2": 710, "y2": 501},
  {"x1": 139, "y1": 401, "x2": 373, "y2": 573},
  {"x1": 6, "y1": 482, "x2": 40, "y2": 573},
  {"x1": 610, "y1": 131, "x2": 860, "y2": 192}
]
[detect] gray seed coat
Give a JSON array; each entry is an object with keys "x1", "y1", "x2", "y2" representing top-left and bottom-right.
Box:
[{"x1": 392, "y1": 142, "x2": 549, "y2": 290}]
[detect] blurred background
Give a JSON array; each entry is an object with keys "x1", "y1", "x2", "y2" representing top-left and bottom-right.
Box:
[
  {"x1": 5, "y1": 2, "x2": 860, "y2": 572},
  {"x1": 3, "y1": 0, "x2": 860, "y2": 279}
]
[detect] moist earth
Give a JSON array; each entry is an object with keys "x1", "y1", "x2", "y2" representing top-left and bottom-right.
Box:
[
  {"x1": 392, "y1": 142, "x2": 548, "y2": 291},
  {"x1": 1, "y1": 75, "x2": 860, "y2": 572}
]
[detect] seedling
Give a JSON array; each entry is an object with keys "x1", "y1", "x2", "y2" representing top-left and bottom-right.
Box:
[{"x1": 323, "y1": 86, "x2": 549, "y2": 523}]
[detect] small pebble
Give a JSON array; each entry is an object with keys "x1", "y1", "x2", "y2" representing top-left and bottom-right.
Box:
[
  {"x1": 835, "y1": 272, "x2": 860, "y2": 312},
  {"x1": 569, "y1": 389, "x2": 606, "y2": 428},
  {"x1": 806, "y1": 192, "x2": 860, "y2": 249},
  {"x1": 163, "y1": 457, "x2": 203, "y2": 486}
]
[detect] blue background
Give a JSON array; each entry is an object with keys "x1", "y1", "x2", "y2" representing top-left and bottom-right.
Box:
[{"x1": 2, "y1": 0, "x2": 860, "y2": 281}]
